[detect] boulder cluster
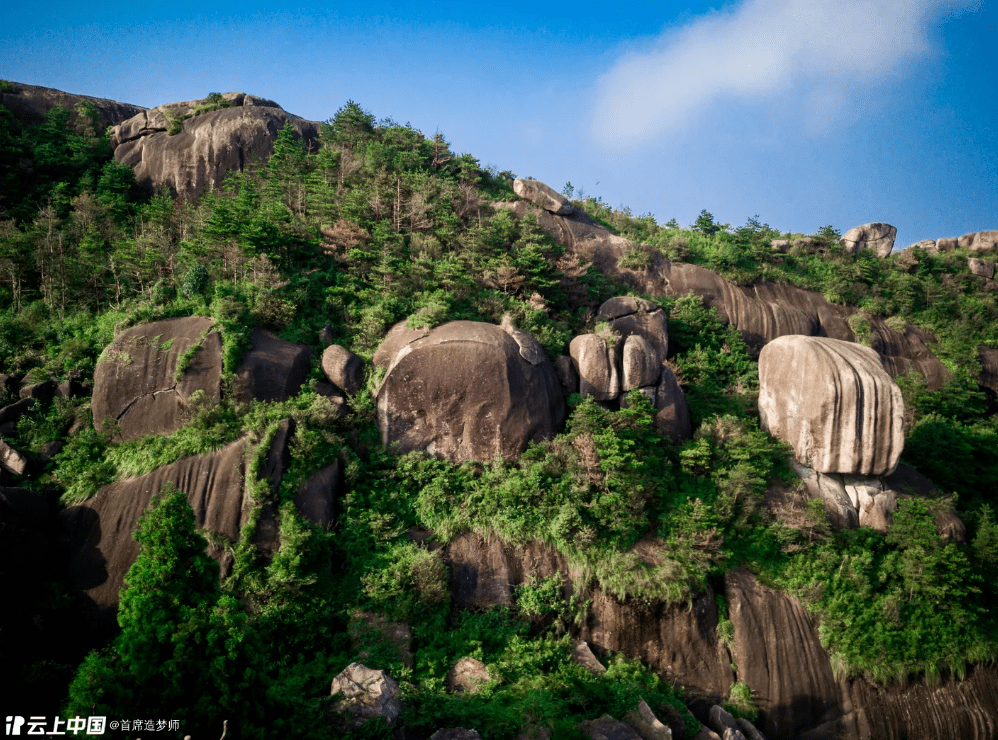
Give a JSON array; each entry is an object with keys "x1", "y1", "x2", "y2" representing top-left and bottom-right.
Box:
[
  {"x1": 505, "y1": 180, "x2": 948, "y2": 390},
  {"x1": 563, "y1": 296, "x2": 690, "y2": 443}
]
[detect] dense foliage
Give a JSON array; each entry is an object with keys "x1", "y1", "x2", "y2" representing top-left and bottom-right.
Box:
[{"x1": 2, "y1": 95, "x2": 997, "y2": 738}]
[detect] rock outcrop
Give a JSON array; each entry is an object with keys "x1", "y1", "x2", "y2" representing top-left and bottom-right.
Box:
[
  {"x1": 236, "y1": 327, "x2": 312, "y2": 402},
  {"x1": 446, "y1": 656, "x2": 491, "y2": 693},
  {"x1": 758, "y1": 336, "x2": 904, "y2": 476},
  {"x1": 321, "y1": 345, "x2": 364, "y2": 396},
  {"x1": 496, "y1": 191, "x2": 948, "y2": 389},
  {"x1": 375, "y1": 321, "x2": 564, "y2": 463},
  {"x1": 0, "y1": 81, "x2": 144, "y2": 129},
  {"x1": 563, "y1": 298, "x2": 689, "y2": 441},
  {"x1": 92, "y1": 317, "x2": 222, "y2": 440},
  {"x1": 110, "y1": 93, "x2": 319, "y2": 199},
  {"x1": 839, "y1": 223, "x2": 897, "y2": 257},
  {"x1": 444, "y1": 532, "x2": 998, "y2": 740},
  {"x1": 330, "y1": 663, "x2": 402, "y2": 727},
  {"x1": 59, "y1": 438, "x2": 261, "y2": 624},
  {"x1": 513, "y1": 178, "x2": 573, "y2": 215}
]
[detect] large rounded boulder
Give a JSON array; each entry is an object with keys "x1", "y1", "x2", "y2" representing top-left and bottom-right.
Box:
[
  {"x1": 110, "y1": 93, "x2": 319, "y2": 199},
  {"x1": 375, "y1": 321, "x2": 564, "y2": 463},
  {"x1": 92, "y1": 317, "x2": 222, "y2": 440},
  {"x1": 759, "y1": 336, "x2": 904, "y2": 475}
]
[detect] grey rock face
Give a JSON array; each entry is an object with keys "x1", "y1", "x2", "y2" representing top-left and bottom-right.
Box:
[
  {"x1": 554, "y1": 355, "x2": 579, "y2": 394},
  {"x1": 513, "y1": 178, "x2": 573, "y2": 215},
  {"x1": 598, "y1": 296, "x2": 669, "y2": 363},
  {"x1": 321, "y1": 344, "x2": 364, "y2": 395},
  {"x1": 236, "y1": 328, "x2": 312, "y2": 402},
  {"x1": 840, "y1": 223, "x2": 897, "y2": 257},
  {"x1": 968, "y1": 231, "x2": 998, "y2": 254},
  {"x1": 0, "y1": 81, "x2": 144, "y2": 129},
  {"x1": 624, "y1": 699, "x2": 673, "y2": 740},
  {"x1": 110, "y1": 93, "x2": 319, "y2": 199},
  {"x1": 0, "y1": 440, "x2": 28, "y2": 476},
  {"x1": 968, "y1": 258, "x2": 996, "y2": 279},
  {"x1": 770, "y1": 239, "x2": 790, "y2": 253},
  {"x1": 572, "y1": 640, "x2": 607, "y2": 675},
  {"x1": 759, "y1": 336, "x2": 904, "y2": 476},
  {"x1": 621, "y1": 335, "x2": 661, "y2": 391},
  {"x1": 654, "y1": 366, "x2": 691, "y2": 443},
  {"x1": 92, "y1": 317, "x2": 222, "y2": 441},
  {"x1": 936, "y1": 236, "x2": 958, "y2": 252},
  {"x1": 330, "y1": 663, "x2": 401, "y2": 727},
  {"x1": 295, "y1": 463, "x2": 340, "y2": 528},
  {"x1": 59, "y1": 439, "x2": 267, "y2": 623},
  {"x1": 376, "y1": 321, "x2": 564, "y2": 463},
  {"x1": 570, "y1": 334, "x2": 620, "y2": 401}
]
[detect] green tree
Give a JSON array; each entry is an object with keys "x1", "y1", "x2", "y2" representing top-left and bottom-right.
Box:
[{"x1": 66, "y1": 487, "x2": 268, "y2": 738}]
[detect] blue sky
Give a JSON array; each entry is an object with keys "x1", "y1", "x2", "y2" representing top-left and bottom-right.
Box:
[{"x1": 3, "y1": 0, "x2": 996, "y2": 249}]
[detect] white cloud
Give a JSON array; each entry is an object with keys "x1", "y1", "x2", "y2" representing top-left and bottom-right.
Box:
[{"x1": 591, "y1": 0, "x2": 977, "y2": 145}]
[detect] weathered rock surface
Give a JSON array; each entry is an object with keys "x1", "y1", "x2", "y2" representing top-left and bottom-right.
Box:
[
  {"x1": 497, "y1": 192, "x2": 947, "y2": 389},
  {"x1": 969, "y1": 258, "x2": 996, "y2": 279},
  {"x1": 513, "y1": 178, "x2": 573, "y2": 215},
  {"x1": 20, "y1": 380, "x2": 56, "y2": 401},
  {"x1": 0, "y1": 440, "x2": 28, "y2": 476},
  {"x1": 92, "y1": 317, "x2": 222, "y2": 440},
  {"x1": 322, "y1": 345, "x2": 364, "y2": 395},
  {"x1": 936, "y1": 236, "x2": 959, "y2": 252},
  {"x1": 59, "y1": 438, "x2": 260, "y2": 623},
  {"x1": 446, "y1": 656, "x2": 491, "y2": 693},
  {"x1": 570, "y1": 334, "x2": 620, "y2": 401},
  {"x1": 599, "y1": 296, "x2": 669, "y2": 366},
  {"x1": 625, "y1": 699, "x2": 674, "y2": 740},
  {"x1": 555, "y1": 355, "x2": 579, "y2": 394},
  {"x1": 758, "y1": 336, "x2": 904, "y2": 476},
  {"x1": 653, "y1": 366, "x2": 691, "y2": 443},
  {"x1": 372, "y1": 321, "x2": 429, "y2": 369},
  {"x1": 236, "y1": 327, "x2": 312, "y2": 402},
  {"x1": 573, "y1": 640, "x2": 607, "y2": 675},
  {"x1": 446, "y1": 533, "x2": 998, "y2": 739},
  {"x1": 375, "y1": 321, "x2": 564, "y2": 463},
  {"x1": 0, "y1": 81, "x2": 144, "y2": 129},
  {"x1": 294, "y1": 463, "x2": 340, "y2": 528},
  {"x1": 840, "y1": 222, "x2": 897, "y2": 257},
  {"x1": 979, "y1": 346, "x2": 998, "y2": 396},
  {"x1": 0, "y1": 398, "x2": 33, "y2": 428},
  {"x1": 967, "y1": 230, "x2": 998, "y2": 254},
  {"x1": 581, "y1": 716, "x2": 643, "y2": 740},
  {"x1": 330, "y1": 663, "x2": 401, "y2": 727},
  {"x1": 110, "y1": 93, "x2": 319, "y2": 199}
]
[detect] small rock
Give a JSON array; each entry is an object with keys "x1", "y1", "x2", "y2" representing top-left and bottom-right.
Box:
[
  {"x1": 446, "y1": 656, "x2": 491, "y2": 694},
  {"x1": 722, "y1": 729, "x2": 747, "y2": 740},
  {"x1": 572, "y1": 640, "x2": 607, "y2": 675},
  {"x1": 20, "y1": 380, "x2": 56, "y2": 401},
  {"x1": 0, "y1": 440, "x2": 28, "y2": 475},
  {"x1": 624, "y1": 698, "x2": 673, "y2": 740},
  {"x1": 322, "y1": 344, "x2": 364, "y2": 395},
  {"x1": 39, "y1": 440, "x2": 64, "y2": 464},
  {"x1": 329, "y1": 663, "x2": 401, "y2": 727},
  {"x1": 55, "y1": 378, "x2": 86, "y2": 399},
  {"x1": 0, "y1": 398, "x2": 33, "y2": 428},
  {"x1": 770, "y1": 239, "x2": 790, "y2": 253},
  {"x1": 935, "y1": 237, "x2": 958, "y2": 252},
  {"x1": 959, "y1": 232, "x2": 976, "y2": 249},
  {"x1": 695, "y1": 729, "x2": 722, "y2": 740},
  {"x1": 708, "y1": 706, "x2": 739, "y2": 736}
]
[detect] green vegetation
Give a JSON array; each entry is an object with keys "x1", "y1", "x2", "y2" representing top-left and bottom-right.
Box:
[{"x1": 2, "y1": 93, "x2": 997, "y2": 738}]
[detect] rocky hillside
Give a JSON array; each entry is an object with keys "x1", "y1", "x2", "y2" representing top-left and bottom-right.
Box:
[{"x1": 1, "y1": 83, "x2": 997, "y2": 739}]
